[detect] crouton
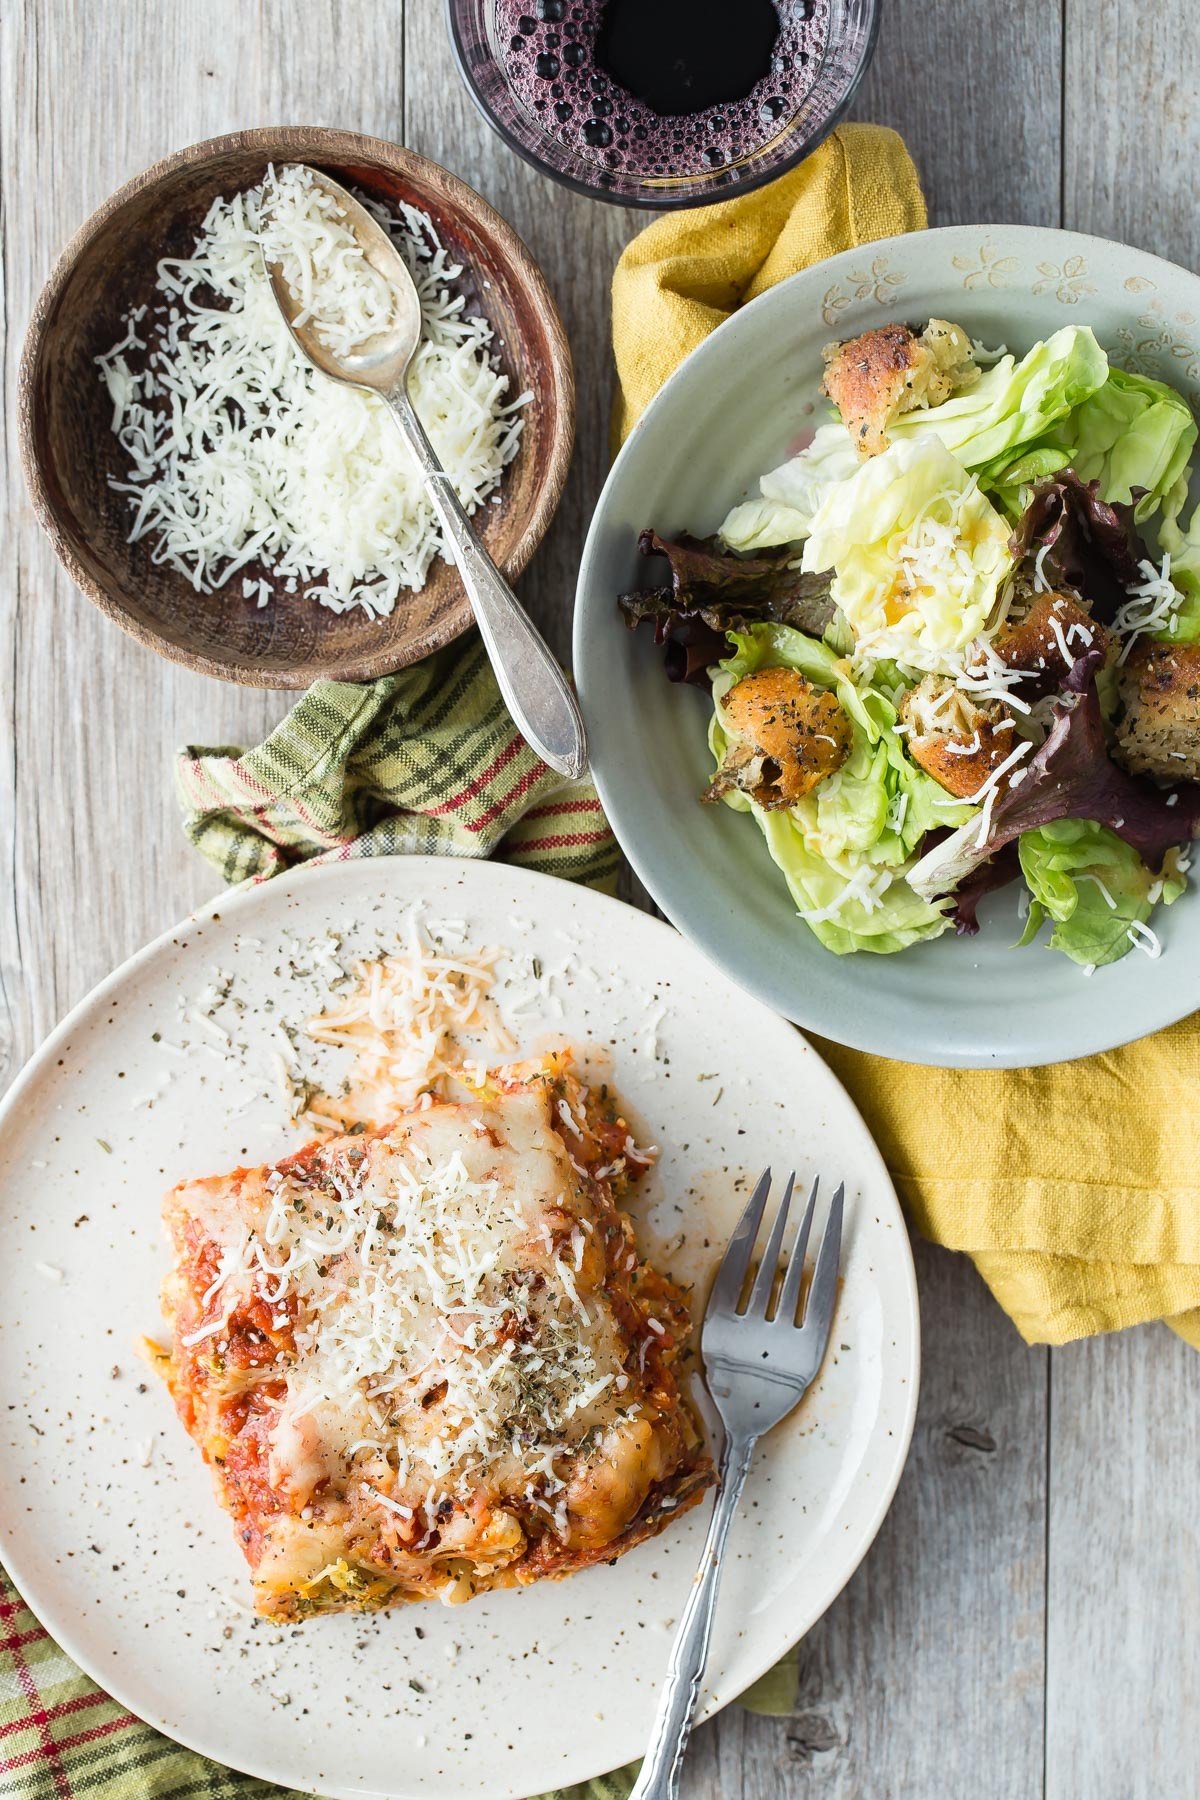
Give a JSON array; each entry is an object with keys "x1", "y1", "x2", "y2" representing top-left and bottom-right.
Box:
[
  {"x1": 1114, "y1": 641, "x2": 1200, "y2": 780},
  {"x1": 900, "y1": 675, "x2": 1017, "y2": 800},
  {"x1": 993, "y1": 589, "x2": 1109, "y2": 694},
  {"x1": 821, "y1": 318, "x2": 978, "y2": 459},
  {"x1": 703, "y1": 667, "x2": 851, "y2": 811}
]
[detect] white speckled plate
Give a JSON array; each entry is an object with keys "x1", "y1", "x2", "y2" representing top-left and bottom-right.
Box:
[
  {"x1": 0, "y1": 859, "x2": 917, "y2": 1799},
  {"x1": 574, "y1": 224, "x2": 1200, "y2": 1066}
]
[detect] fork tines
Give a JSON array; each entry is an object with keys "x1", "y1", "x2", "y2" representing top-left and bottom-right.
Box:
[{"x1": 709, "y1": 1167, "x2": 844, "y2": 1332}]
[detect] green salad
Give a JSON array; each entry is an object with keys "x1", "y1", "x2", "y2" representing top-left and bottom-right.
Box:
[{"x1": 619, "y1": 320, "x2": 1200, "y2": 967}]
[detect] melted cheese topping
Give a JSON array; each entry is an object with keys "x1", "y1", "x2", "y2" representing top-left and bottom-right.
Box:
[
  {"x1": 156, "y1": 1009, "x2": 713, "y2": 1617},
  {"x1": 191, "y1": 1085, "x2": 631, "y2": 1522}
]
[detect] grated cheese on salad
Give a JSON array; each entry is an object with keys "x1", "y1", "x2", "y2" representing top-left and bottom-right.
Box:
[
  {"x1": 796, "y1": 862, "x2": 895, "y2": 924},
  {"x1": 1111, "y1": 555, "x2": 1187, "y2": 661},
  {"x1": 95, "y1": 163, "x2": 527, "y2": 617}
]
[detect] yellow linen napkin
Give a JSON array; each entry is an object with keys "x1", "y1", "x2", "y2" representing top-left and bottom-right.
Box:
[
  {"x1": 612, "y1": 123, "x2": 1200, "y2": 1349},
  {"x1": 611, "y1": 123, "x2": 927, "y2": 446}
]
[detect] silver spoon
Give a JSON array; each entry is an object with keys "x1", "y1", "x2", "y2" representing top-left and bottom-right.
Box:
[{"x1": 264, "y1": 168, "x2": 588, "y2": 781}]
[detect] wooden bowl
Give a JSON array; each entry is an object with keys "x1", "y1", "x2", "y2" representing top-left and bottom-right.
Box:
[{"x1": 18, "y1": 127, "x2": 575, "y2": 688}]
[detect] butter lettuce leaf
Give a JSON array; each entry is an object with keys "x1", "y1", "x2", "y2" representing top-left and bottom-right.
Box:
[
  {"x1": 708, "y1": 624, "x2": 972, "y2": 954},
  {"x1": 1018, "y1": 819, "x2": 1186, "y2": 966},
  {"x1": 885, "y1": 328, "x2": 1195, "y2": 528},
  {"x1": 718, "y1": 423, "x2": 859, "y2": 551},
  {"x1": 745, "y1": 810, "x2": 955, "y2": 955},
  {"x1": 1158, "y1": 497, "x2": 1200, "y2": 643},
  {"x1": 801, "y1": 437, "x2": 1012, "y2": 655},
  {"x1": 888, "y1": 325, "x2": 1109, "y2": 471},
  {"x1": 985, "y1": 367, "x2": 1196, "y2": 525},
  {"x1": 1066, "y1": 367, "x2": 1197, "y2": 523}
]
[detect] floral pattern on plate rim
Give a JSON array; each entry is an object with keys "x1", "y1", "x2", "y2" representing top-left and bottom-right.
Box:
[
  {"x1": 820, "y1": 254, "x2": 907, "y2": 327},
  {"x1": 821, "y1": 238, "x2": 1200, "y2": 419}
]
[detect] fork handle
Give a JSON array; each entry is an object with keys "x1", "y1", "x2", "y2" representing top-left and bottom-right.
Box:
[
  {"x1": 382, "y1": 383, "x2": 588, "y2": 781},
  {"x1": 628, "y1": 1432, "x2": 758, "y2": 1800}
]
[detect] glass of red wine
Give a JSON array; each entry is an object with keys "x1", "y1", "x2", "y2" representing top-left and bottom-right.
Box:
[{"x1": 446, "y1": 0, "x2": 879, "y2": 209}]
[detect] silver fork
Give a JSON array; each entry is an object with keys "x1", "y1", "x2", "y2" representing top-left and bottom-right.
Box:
[{"x1": 629, "y1": 1168, "x2": 845, "y2": 1800}]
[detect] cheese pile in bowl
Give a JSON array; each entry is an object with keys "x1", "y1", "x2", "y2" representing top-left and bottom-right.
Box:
[{"x1": 95, "y1": 164, "x2": 528, "y2": 618}]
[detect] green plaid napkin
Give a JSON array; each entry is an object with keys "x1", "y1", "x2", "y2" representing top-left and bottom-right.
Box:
[
  {"x1": 1, "y1": 639, "x2": 797, "y2": 1799},
  {"x1": 176, "y1": 637, "x2": 620, "y2": 890}
]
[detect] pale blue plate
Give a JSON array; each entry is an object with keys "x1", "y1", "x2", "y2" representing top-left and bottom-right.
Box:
[{"x1": 574, "y1": 225, "x2": 1200, "y2": 1066}]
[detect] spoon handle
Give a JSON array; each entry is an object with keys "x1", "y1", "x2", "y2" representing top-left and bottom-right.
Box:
[{"x1": 384, "y1": 386, "x2": 588, "y2": 780}]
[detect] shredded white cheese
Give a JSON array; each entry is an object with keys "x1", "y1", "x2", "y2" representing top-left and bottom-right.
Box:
[
  {"x1": 954, "y1": 737, "x2": 1033, "y2": 849},
  {"x1": 95, "y1": 164, "x2": 527, "y2": 617},
  {"x1": 303, "y1": 909, "x2": 514, "y2": 1127},
  {"x1": 885, "y1": 789, "x2": 909, "y2": 835},
  {"x1": 853, "y1": 629, "x2": 1035, "y2": 716},
  {"x1": 249, "y1": 1133, "x2": 622, "y2": 1503},
  {"x1": 1112, "y1": 555, "x2": 1186, "y2": 661},
  {"x1": 797, "y1": 862, "x2": 895, "y2": 924},
  {"x1": 1078, "y1": 873, "x2": 1118, "y2": 911},
  {"x1": 1127, "y1": 919, "x2": 1163, "y2": 959}
]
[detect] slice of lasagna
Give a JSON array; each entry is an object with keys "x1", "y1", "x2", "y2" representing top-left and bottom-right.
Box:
[{"x1": 149, "y1": 1051, "x2": 713, "y2": 1616}]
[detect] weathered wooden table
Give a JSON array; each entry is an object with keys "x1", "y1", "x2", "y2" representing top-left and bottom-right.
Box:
[{"x1": 1, "y1": 3, "x2": 1195, "y2": 1795}]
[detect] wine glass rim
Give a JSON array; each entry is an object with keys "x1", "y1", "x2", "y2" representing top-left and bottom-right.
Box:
[{"x1": 443, "y1": 0, "x2": 881, "y2": 211}]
